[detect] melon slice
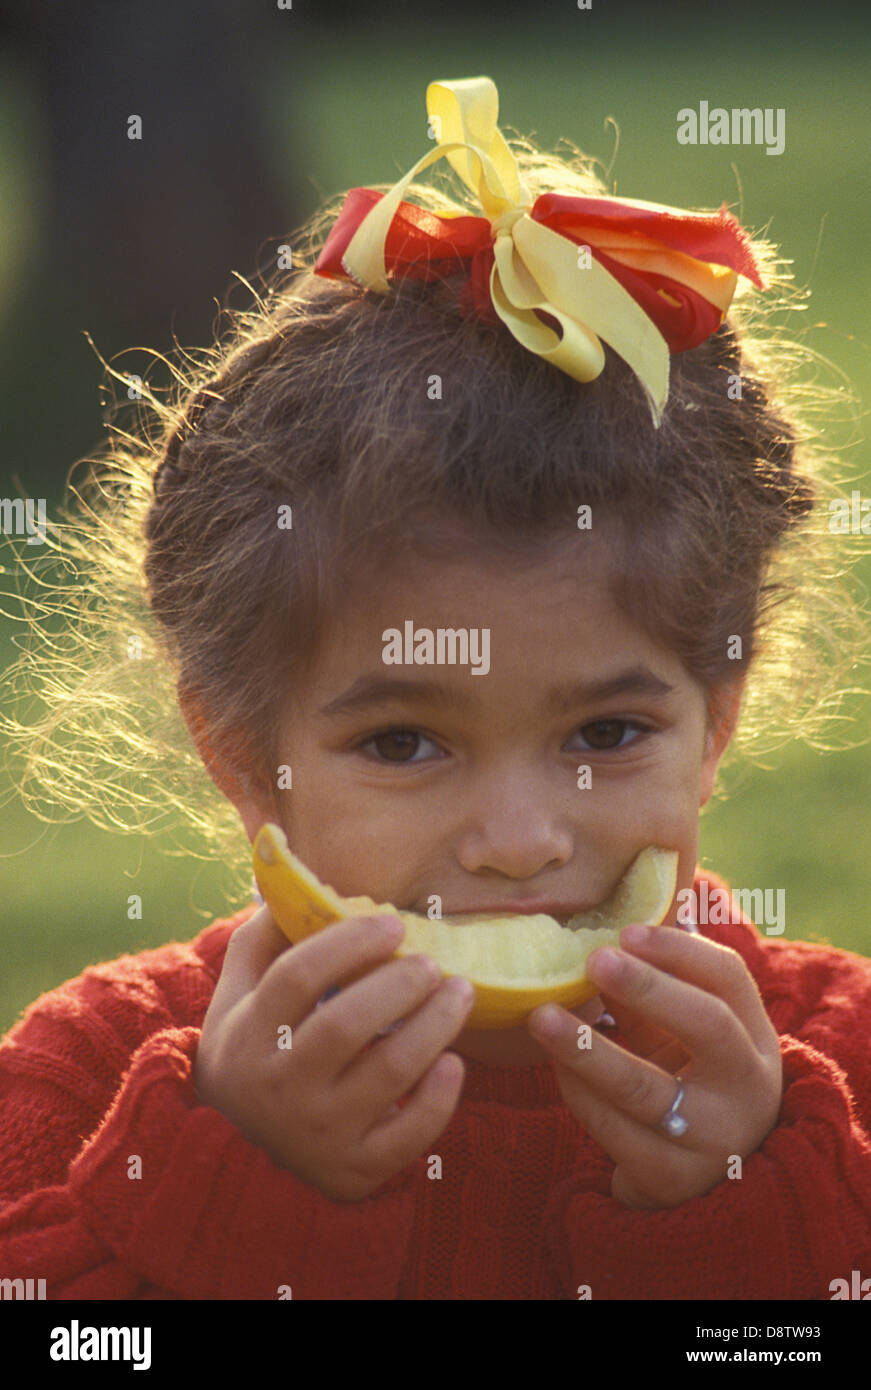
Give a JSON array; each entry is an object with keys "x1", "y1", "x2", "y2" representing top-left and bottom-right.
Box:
[{"x1": 252, "y1": 823, "x2": 678, "y2": 1029}]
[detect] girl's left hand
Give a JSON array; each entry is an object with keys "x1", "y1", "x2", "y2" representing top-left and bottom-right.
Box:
[{"x1": 528, "y1": 925, "x2": 783, "y2": 1210}]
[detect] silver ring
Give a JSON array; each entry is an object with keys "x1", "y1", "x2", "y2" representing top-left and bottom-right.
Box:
[{"x1": 659, "y1": 1080, "x2": 689, "y2": 1138}]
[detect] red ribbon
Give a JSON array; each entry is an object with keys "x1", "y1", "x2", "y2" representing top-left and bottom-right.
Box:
[{"x1": 314, "y1": 187, "x2": 765, "y2": 354}]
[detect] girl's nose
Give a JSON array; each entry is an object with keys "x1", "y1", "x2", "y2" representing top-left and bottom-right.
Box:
[{"x1": 453, "y1": 773, "x2": 575, "y2": 879}]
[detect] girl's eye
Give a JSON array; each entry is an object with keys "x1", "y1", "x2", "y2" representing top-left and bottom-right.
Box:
[
  {"x1": 358, "y1": 722, "x2": 647, "y2": 762},
  {"x1": 360, "y1": 728, "x2": 441, "y2": 763},
  {"x1": 574, "y1": 719, "x2": 647, "y2": 750}
]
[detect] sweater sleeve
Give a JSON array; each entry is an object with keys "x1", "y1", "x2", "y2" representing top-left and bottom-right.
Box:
[
  {"x1": 0, "y1": 943, "x2": 418, "y2": 1300},
  {"x1": 543, "y1": 934, "x2": 871, "y2": 1300}
]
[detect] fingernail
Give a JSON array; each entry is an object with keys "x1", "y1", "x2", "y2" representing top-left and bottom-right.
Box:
[
  {"x1": 375, "y1": 915, "x2": 405, "y2": 941},
  {"x1": 586, "y1": 947, "x2": 625, "y2": 983},
  {"x1": 530, "y1": 1004, "x2": 565, "y2": 1038},
  {"x1": 412, "y1": 953, "x2": 443, "y2": 981}
]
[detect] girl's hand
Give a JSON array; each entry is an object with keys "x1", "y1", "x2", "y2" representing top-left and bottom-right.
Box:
[
  {"x1": 527, "y1": 925, "x2": 783, "y2": 1210},
  {"x1": 194, "y1": 906, "x2": 475, "y2": 1201}
]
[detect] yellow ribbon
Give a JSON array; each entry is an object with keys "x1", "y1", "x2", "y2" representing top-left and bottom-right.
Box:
[{"x1": 341, "y1": 77, "x2": 678, "y2": 424}]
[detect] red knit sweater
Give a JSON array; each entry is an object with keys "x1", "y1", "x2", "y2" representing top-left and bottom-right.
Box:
[{"x1": 1, "y1": 867, "x2": 870, "y2": 1300}]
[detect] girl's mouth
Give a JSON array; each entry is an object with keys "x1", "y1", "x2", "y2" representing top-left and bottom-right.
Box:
[{"x1": 412, "y1": 904, "x2": 602, "y2": 932}]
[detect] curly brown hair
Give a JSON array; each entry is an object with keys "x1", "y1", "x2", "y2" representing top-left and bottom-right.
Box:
[{"x1": 2, "y1": 133, "x2": 867, "y2": 904}]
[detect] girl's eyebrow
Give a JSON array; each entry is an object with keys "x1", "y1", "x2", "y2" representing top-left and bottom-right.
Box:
[{"x1": 318, "y1": 666, "x2": 676, "y2": 719}]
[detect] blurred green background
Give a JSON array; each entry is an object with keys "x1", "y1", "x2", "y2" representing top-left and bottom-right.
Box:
[{"x1": 2, "y1": 2, "x2": 870, "y2": 1034}]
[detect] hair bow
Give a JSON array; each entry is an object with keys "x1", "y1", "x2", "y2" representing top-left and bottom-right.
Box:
[{"x1": 314, "y1": 76, "x2": 765, "y2": 426}]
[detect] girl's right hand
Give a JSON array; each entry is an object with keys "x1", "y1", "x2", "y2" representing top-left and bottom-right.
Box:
[{"x1": 193, "y1": 906, "x2": 475, "y2": 1201}]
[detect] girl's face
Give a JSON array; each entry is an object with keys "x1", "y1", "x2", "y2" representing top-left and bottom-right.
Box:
[{"x1": 237, "y1": 530, "x2": 738, "y2": 1066}]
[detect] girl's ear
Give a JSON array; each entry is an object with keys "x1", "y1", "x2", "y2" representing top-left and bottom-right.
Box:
[
  {"x1": 177, "y1": 685, "x2": 276, "y2": 842},
  {"x1": 699, "y1": 677, "x2": 745, "y2": 808}
]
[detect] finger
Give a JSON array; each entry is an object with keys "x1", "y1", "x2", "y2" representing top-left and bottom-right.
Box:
[
  {"x1": 597, "y1": 992, "x2": 677, "y2": 1059},
  {"x1": 609, "y1": 1019, "x2": 691, "y2": 1076},
  {"x1": 612, "y1": 926, "x2": 780, "y2": 1056},
  {"x1": 582, "y1": 939, "x2": 759, "y2": 1081},
  {"x1": 298, "y1": 954, "x2": 456, "y2": 1080},
  {"x1": 204, "y1": 905, "x2": 292, "y2": 1029},
  {"x1": 531, "y1": 1003, "x2": 704, "y2": 1132},
  {"x1": 595, "y1": 996, "x2": 693, "y2": 1075},
  {"x1": 646, "y1": 1040, "x2": 693, "y2": 1075},
  {"x1": 360, "y1": 1051, "x2": 466, "y2": 1177},
  {"x1": 339, "y1": 976, "x2": 476, "y2": 1116},
  {"x1": 255, "y1": 913, "x2": 406, "y2": 1030},
  {"x1": 553, "y1": 1065, "x2": 706, "y2": 1206},
  {"x1": 599, "y1": 989, "x2": 695, "y2": 1074}
]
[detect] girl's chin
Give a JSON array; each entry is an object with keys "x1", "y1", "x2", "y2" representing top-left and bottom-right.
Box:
[{"x1": 453, "y1": 994, "x2": 606, "y2": 1067}]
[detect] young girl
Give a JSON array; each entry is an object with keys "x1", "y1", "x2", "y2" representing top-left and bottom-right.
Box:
[{"x1": 2, "y1": 75, "x2": 871, "y2": 1301}]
